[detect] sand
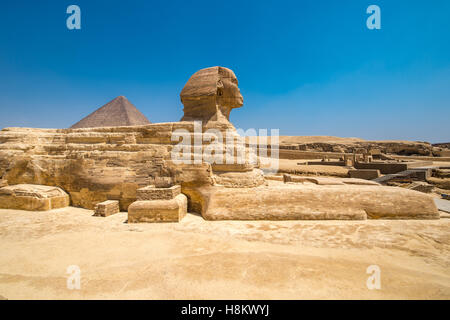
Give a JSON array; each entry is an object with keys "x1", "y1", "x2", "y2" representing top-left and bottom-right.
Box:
[{"x1": 0, "y1": 207, "x2": 449, "y2": 300}]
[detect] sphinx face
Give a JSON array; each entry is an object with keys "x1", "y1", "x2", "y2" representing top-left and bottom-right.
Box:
[{"x1": 216, "y1": 68, "x2": 243, "y2": 109}]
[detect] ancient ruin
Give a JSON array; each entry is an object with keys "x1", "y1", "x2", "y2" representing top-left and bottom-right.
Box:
[{"x1": 0, "y1": 66, "x2": 443, "y2": 221}]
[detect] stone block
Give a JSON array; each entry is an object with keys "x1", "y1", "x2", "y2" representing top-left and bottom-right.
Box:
[
  {"x1": 407, "y1": 182, "x2": 434, "y2": 193},
  {"x1": 348, "y1": 169, "x2": 381, "y2": 180},
  {"x1": 197, "y1": 185, "x2": 439, "y2": 220},
  {"x1": 136, "y1": 185, "x2": 181, "y2": 201},
  {"x1": 0, "y1": 184, "x2": 69, "y2": 211},
  {"x1": 369, "y1": 149, "x2": 382, "y2": 155},
  {"x1": 128, "y1": 194, "x2": 187, "y2": 223},
  {"x1": 94, "y1": 200, "x2": 120, "y2": 217}
]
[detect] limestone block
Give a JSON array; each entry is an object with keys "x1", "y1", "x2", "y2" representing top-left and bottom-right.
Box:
[
  {"x1": 348, "y1": 169, "x2": 381, "y2": 180},
  {"x1": 407, "y1": 182, "x2": 434, "y2": 193},
  {"x1": 213, "y1": 169, "x2": 265, "y2": 188},
  {"x1": 128, "y1": 194, "x2": 187, "y2": 223},
  {"x1": 283, "y1": 174, "x2": 344, "y2": 185},
  {"x1": 196, "y1": 184, "x2": 439, "y2": 220},
  {"x1": 434, "y1": 169, "x2": 450, "y2": 179},
  {"x1": 94, "y1": 200, "x2": 120, "y2": 217},
  {"x1": 211, "y1": 163, "x2": 254, "y2": 172},
  {"x1": 136, "y1": 185, "x2": 181, "y2": 200},
  {"x1": 427, "y1": 177, "x2": 450, "y2": 190},
  {"x1": 264, "y1": 175, "x2": 284, "y2": 182},
  {"x1": 340, "y1": 178, "x2": 380, "y2": 186},
  {"x1": 0, "y1": 179, "x2": 7, "y2": 187},
  {"x1": 0, "y1": 184, "x2": 69, "y2": 211}
]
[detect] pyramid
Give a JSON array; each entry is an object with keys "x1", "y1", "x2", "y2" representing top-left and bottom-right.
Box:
[{"x1": 70, "y1": 96, "x2": 151, "y2": 128}]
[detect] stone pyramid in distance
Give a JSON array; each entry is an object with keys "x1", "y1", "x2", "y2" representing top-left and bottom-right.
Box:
[{"x1": 70, "y1": 96, "x2": 151, "y2": 128}]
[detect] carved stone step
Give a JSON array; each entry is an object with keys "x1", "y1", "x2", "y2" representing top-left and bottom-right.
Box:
[{"x1": 128, "y1": 194, "x2": 187, "y2": 223}]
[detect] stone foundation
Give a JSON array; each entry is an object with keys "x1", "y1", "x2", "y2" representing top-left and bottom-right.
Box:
[
  {"x1": 128, "y1": 194, "x2": 187, "y2": 223},
  {"x1": 136, "y1": 185, "x2": 181, "y2": 200},
  {"x1": 195, "y1": 184, "x2": 439, "y2": 221},
  {"x1": 348, "y1": 169, "x2": 381, "y2": 180}
]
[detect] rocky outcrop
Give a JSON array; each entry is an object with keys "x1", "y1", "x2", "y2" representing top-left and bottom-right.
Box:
[
  {"x1": 0, "y1": 123, "x2": 261, "y2": 211},
  {"x1": 0, "y1": 115, "x2": 265, "y2": 211},
  {"x1": 0, "y1": 184, "x2": 69, "y2": 211}
]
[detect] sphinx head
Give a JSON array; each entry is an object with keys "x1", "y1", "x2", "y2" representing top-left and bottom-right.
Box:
[{"x1": 180, "y1": 66, "x2": 243, "y2": 126}]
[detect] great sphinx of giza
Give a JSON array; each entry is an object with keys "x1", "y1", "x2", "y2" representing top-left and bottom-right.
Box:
[{"x1": 0, "y1": 66, "x2": 440, "y2": 220}]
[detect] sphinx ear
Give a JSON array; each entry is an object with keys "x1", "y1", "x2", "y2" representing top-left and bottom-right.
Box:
[{"x1": 217, "y1": 80, "x2": 224, "y2": 96}]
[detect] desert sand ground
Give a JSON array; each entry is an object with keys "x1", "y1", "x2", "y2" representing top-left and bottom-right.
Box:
[{"x1": 0, "y1": 206, "x2": 449, "y2": 300}]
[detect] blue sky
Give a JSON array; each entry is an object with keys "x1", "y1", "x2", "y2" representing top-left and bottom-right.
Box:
[{"x1": 0, "y1": 0, "x2": 449, "y2": 142}]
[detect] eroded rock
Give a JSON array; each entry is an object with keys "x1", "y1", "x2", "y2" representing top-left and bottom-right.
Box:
[
  {"x1": 94, "y1": 200, "x2": 120, "y2": 217},
  {"x1": 197, "y1": 184, "x2": 439, "y2": 220},
  {"x1": 0, "y1": 184, "x2": 69, "y2": 211}
]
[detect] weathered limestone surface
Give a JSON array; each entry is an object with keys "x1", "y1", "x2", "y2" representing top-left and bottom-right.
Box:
[
  {"x1": 213, "y1": 169, "x2": 266, "y2": 188},
  {"x1": 407, "y1": 182, "x2": 434, "y2": 193},
  {"x1": 0, "y1": 123, "x2": 260, "y2": 211},
  {"x1": 0, "y1": 184, "x2": 69, "y2": 211},
  {"x1": 128, "y1": 194, "x2": 187, "y2": 223},
  {"x1": 136, "y1": 185, "x2": 181, "y2": 200},
  {"x1": 197, "y1": 184, "x2": 439, "y2": 221},
  {"x1": 348, "y1": 169, "x2": 381, "y2": 180},
  {"x1": 94, "y1": 200, "x2": 120, "y2": 217},
  {"x1": 282, "y1": 174, "x2": 379, "y2": 186}
]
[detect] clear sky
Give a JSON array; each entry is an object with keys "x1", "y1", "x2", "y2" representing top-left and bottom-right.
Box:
[{"x1": 0, "y1": 0, "x2": 449, "y2": 142}]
